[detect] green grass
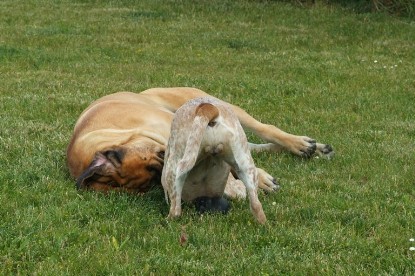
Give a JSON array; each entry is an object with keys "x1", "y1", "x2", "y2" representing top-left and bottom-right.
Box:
[{"x1": 1, "y1": 0, "x2": 414, "y2": 274}]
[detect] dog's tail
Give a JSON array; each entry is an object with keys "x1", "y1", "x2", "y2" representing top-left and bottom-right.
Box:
[{"x1": 176, "y1": 103, "x2": 219, "y2": 177}]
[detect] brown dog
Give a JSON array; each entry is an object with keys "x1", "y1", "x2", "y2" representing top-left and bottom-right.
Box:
[{"x1": 67, "y1": 87, "x2": 333, "y2": 196}]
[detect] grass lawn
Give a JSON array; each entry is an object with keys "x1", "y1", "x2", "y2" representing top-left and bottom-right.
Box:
[{"x1": 1, "y1": 0, "x2": 414, "y2": 274}]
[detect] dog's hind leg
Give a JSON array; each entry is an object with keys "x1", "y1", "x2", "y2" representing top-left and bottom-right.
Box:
[
  {"x1": 237, "y1": 165, "x2": 267, "y2": 224},
  {"x1": 168, "y1": 151, "x2": 200, "y2": 218},
  {"x1": 168, "y1": 172, "x2": 186, "y2": 218},
  {"x1": 226, "y1": 145, "x2": 267, "y2": 224}
]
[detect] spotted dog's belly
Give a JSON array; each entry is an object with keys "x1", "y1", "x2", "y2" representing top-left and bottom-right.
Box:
[{"x1": 181, "y1": 156, "x2": 230, "y2": 201}]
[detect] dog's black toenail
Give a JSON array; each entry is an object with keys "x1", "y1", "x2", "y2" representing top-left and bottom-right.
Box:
[
  {"x1": 324, "y1": 144, "x2": 333, "y2": 152},
  {"x1": 300, "y1": 149, "x2": 312, "y2": 158}
]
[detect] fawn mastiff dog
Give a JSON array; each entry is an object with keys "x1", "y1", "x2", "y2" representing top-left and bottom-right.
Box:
[
  {"x1": 67, "y1": 87, "x2": 333, "y2": 199},
  {"x1": 161, "y1": 97, "x2": 267, "y2": 223}
]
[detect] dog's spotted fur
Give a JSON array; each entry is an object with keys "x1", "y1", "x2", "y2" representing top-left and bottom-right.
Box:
[{"x1": 161, "y1": 97, "x2": 266, "y2": 224}]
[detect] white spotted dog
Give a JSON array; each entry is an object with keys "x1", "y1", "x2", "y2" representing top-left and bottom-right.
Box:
[{"x1": 161, "y1": 97, "x2": 267, "y2": 224}]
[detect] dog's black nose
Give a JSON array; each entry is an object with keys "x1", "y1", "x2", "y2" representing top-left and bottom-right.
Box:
[{"x1": 194, "y1": 196, "x2": 231, "y2": 214}]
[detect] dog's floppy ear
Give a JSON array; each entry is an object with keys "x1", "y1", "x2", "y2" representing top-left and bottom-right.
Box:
[
  {"x1": 103, "y1": 149, "x2": 124, "y2": 168},
  {"x1": 76, "y1": 149, "x2": 125, "y2": 190}
]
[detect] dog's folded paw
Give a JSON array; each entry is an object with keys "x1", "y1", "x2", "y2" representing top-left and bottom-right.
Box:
[{"x1": 257, "y1": 168, "x2": 280, "y2": 192}]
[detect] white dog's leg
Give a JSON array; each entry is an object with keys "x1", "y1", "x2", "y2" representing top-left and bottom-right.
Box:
[
  {"x1": 237, "y1": 165, "x2": 267, "y2": 224},
  {"x1": 226, "y1": 143, "x2": 266, "y2": 224},
  {"x1": 168, "y1": 172, "x2": 186, "y2": 218}
]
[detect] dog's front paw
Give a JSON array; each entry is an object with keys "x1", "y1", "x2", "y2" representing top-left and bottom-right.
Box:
[
  {"x1": 291, "y1": 136, "x2": 334, "y2": 159},
  {"x1": 298, "y1": 137, "x2": 317, "y2": 158},
  {"x1": 257, "y1": 168, "x2": 279, "y2": 192}
]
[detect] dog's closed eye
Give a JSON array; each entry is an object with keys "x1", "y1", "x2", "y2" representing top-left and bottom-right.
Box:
[{"x1": 208, "y1": 120, "x2": 216, "y2": 127}]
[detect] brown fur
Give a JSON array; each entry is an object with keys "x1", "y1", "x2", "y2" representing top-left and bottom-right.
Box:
[
  {"x1": 67, "y1": 87, "x2": 333, "y2": 195},
  {"x1": 195, "y1": 103, "x2": 219, "y2": 122}
]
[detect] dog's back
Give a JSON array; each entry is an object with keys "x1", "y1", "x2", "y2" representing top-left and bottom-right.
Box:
[{"x1": 179, "y1": 101, "x2": 220, "y2": 170}]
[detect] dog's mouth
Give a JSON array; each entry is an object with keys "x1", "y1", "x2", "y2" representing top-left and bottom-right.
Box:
[
  {"x1": 106, "y1": 180, "x2": 122, "y2": 188},
  {"x1": 78, "y1": 177, "x2": 158, "y2": 194}
]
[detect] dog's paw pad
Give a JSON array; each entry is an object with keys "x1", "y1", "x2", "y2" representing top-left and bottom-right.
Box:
[
  {"x1": 316, "y1": 144, "x2": 335, "y2": 159},
  {"x1": 322, "y1": 144, "x2": 333, "y2": 154}
]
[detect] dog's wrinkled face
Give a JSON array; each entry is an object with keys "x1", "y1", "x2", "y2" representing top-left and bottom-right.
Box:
[{"x1": 77, "y1": 146, "x2": 165, "y2": 193}]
